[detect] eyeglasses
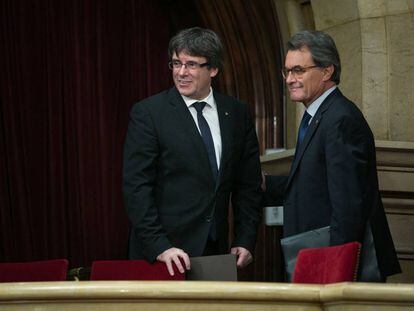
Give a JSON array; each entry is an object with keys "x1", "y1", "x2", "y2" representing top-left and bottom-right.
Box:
[
  {"x1": 281, "y1": 65, "x2": 319, "y2": 79},
  {"x1": 168, "y1": 60, "x2": 210, "y2": 70}
]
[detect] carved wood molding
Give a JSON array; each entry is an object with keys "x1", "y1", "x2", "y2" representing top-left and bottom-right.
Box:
[
  {"x1": 376, "y1": 140, "x2": 414, "y2": 168},
  {"x1": 377, "y1": 141, "x2": 414, "y2": 197},
  {"x1": 195, "y1": 0, "x2": 285, "y2": 153}
]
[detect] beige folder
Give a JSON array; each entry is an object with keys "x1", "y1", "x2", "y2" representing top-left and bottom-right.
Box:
[{"x1": 186, "y1": 254, "x2": 238, "y2": 281}]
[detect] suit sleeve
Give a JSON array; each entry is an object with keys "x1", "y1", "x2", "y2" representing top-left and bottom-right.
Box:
[
  {"x1": 230, "y1": 104, "x2": 263, "y2": 254},
  {"x1": 263, "y1": 175, "x2": 288, "y2": 206},
  {"x1": 123, "y1": 103, "x2": 172, "y2": 261},
  {"x1": 325, "y1": 114, "x2": 372, "y2": 245}
]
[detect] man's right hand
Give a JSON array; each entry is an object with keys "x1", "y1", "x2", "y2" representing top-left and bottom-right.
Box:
[{"x1": 156, "y1": 247, "x2": 191, "y2": 276}]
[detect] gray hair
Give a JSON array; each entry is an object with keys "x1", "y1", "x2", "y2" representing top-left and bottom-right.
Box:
[
  {"x1": 287, "y1": 30, "x2": 341, "y2": 84},
  {"x1": 168, "y1": 27, "x2": 224, "y2": 71}
]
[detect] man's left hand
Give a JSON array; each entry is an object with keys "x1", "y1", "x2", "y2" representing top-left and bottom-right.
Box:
[{"x1": 230, "y1": 247, "x2": 253, "y2": 268}]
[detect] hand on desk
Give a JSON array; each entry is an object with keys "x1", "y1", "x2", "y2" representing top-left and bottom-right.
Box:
[
  {"x1": 231, "y1": 246, "x2": 253, "y2": 268},
  {"x1": 157, "y1": 247, "x2": 190, "y2": 276}
]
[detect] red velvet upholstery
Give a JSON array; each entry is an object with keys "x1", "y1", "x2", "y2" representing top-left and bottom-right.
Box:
[
  {"x1": 90, "y1": 260, "x2": 185, "y2": 280},
  {"x1": 292, "y1": 241, "x2": 361, "y2": 284},
  {"x1": 0, "y1": 259, "x2": 69, "y2": 282}
]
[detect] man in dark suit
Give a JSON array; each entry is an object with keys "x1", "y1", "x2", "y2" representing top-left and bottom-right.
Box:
[
  {"x1": 123, "y1": 27, "x2": 262, "y2": 276},
  {"x1": 265, "y1": 30, "x2": 401, "y2": 281}
]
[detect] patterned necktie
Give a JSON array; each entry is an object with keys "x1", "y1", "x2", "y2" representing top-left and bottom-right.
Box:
[
  {"x1": 193, "y1": 101, "x2": 219, "y2": 182},
  {"x1": 297, "y1": 110, "x2": 312, "y2": 147}
]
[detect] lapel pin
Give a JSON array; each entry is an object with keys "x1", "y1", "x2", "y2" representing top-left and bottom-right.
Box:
[{"x1": 225, "y1": 112, "x2": 229, "y2": 116}]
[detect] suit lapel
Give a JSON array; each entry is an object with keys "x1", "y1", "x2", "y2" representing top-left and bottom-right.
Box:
[
  {"x1": 215, "y1": 92, "x2": 233, "y2": 182},
  {"x1": 167, "y1": 88, "x2": 215, "y2": 182},
  {"x1": 285, "y1": 89, "x2": 341, "y2": 189}
]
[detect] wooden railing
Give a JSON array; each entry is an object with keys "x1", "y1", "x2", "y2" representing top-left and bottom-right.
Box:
[{"x1": 0, "y1": 281, "x2": 413, "y2": 310}]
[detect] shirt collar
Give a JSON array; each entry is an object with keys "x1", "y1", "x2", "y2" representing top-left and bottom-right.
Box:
[
  {"x1": 306, "y1": 85, "x2": 337, "y2": 117},
  {"x1": 182, "y1": 88, "x2": 215, "y2": 109}
]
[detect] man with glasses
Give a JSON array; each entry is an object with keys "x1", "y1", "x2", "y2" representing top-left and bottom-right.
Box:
[
  {"x1": 123, "y1": 27, "x2": 262, "y2": 276},
  {"x1": 264, "y1": 30, "x2": 400, "y2": 281}
]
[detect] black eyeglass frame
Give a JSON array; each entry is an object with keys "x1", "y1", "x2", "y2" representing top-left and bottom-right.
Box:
[
  {"x1": 281, "y1": 65, "x2": 319, "y2": 79},
  {"x1": 168, "y1": 60, "x2": 210, "y2": 70}
]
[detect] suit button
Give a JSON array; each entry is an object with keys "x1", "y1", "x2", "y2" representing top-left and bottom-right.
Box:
[{"x1": 206, "y1": 217, "x2": 211, "y2": 223}]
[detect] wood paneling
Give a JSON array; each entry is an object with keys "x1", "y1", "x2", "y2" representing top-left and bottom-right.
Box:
[
  {"x1": 376, "y1": 141, "x2": 414, "y2": 282},
  {"x1": 194, "y1": 0, "x2": 285, "y2": 153}
]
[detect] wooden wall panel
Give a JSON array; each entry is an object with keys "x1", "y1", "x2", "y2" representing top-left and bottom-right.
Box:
[
  {"x1": 376, "y1": 141, "x2": 414, "y2": 283},
  {"x1": 194, "y1": 0, "x2": 285, "y2": 153}
]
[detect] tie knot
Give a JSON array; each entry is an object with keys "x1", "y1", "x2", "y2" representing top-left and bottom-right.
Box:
[
  {"x1": 302, "y1": 111, "x2": 312, "y2": 124},
  {"x1": 193, "y1": 101, "x2": 207, "y2": 113}
]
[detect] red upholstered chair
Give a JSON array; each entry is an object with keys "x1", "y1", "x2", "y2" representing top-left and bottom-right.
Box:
[
  {"x1": 292, "y1": 241, "x2": 361, "y2": 284},
  {"x1": 0, "y1": 259, "x2": 69, "y2": 282},
  {"x1": 90, "y1": 260, "x2": 185, "y2": 280}
]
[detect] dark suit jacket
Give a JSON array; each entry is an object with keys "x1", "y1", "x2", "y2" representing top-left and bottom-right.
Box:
[
  {"x1": 123, "y1": 87, "x2": 262, "y2": 262},
  {"x1": 267, "y1": 88, "x2": 401, "y2": 278}
]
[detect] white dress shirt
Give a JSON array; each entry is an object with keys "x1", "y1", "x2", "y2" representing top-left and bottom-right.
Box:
[
  {"x1": 182, "y1": 88, "x2": 222, "y2": 168},
  {"x1": 306, "y1": 85, "x2": 337, "y2": 122}
]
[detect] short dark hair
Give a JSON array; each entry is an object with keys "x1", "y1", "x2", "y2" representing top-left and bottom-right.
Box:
[
  {"x1": 168, "y1": 27, "x2": 224, "y2": 71},
  {"x1": 287, "y1": 30, "x2": 341, "y2": 84}
]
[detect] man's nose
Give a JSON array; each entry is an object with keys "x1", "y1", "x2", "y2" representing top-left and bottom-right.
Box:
[
  {"x1": 285, "y1": 71, "x2": 296, "y2": 83},
  {"x1": 178, "y1": 64, "x2": 189, "y2": 75}
]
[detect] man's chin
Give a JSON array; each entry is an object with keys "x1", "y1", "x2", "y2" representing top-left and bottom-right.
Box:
[
  {"x1": 176, "y1": 86, "x2": 193, "y2": 97},
  {"x1": 289, "y1": 95, "x2": 303, "y2": 103},
  {"x1": 179, "y1": 91, "x2": 194, "y2": 98}
]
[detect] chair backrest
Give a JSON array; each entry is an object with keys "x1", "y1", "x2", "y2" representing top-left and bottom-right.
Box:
[
  {"x1": 0, "y1": 259, "x2": 69, "y2": 282},
  {"x1": 90, "y1": 260, "x2": 185, "y2": 280},
  {"x1": 292, "y1": 241, "x2": 361, "y2": 284}
]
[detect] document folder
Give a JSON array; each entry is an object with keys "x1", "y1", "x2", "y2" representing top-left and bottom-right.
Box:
[{"x1": 186, "y1": 254, "x2": 238, "y2": 281}]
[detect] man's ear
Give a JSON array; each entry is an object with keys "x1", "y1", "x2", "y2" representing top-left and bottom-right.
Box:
[
  {"x1": 210, "y1": 67, "x2": 219, "y2": 78},
  {"x1": 322, "y1": 64, "x2": 334, "y2": 81}
]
